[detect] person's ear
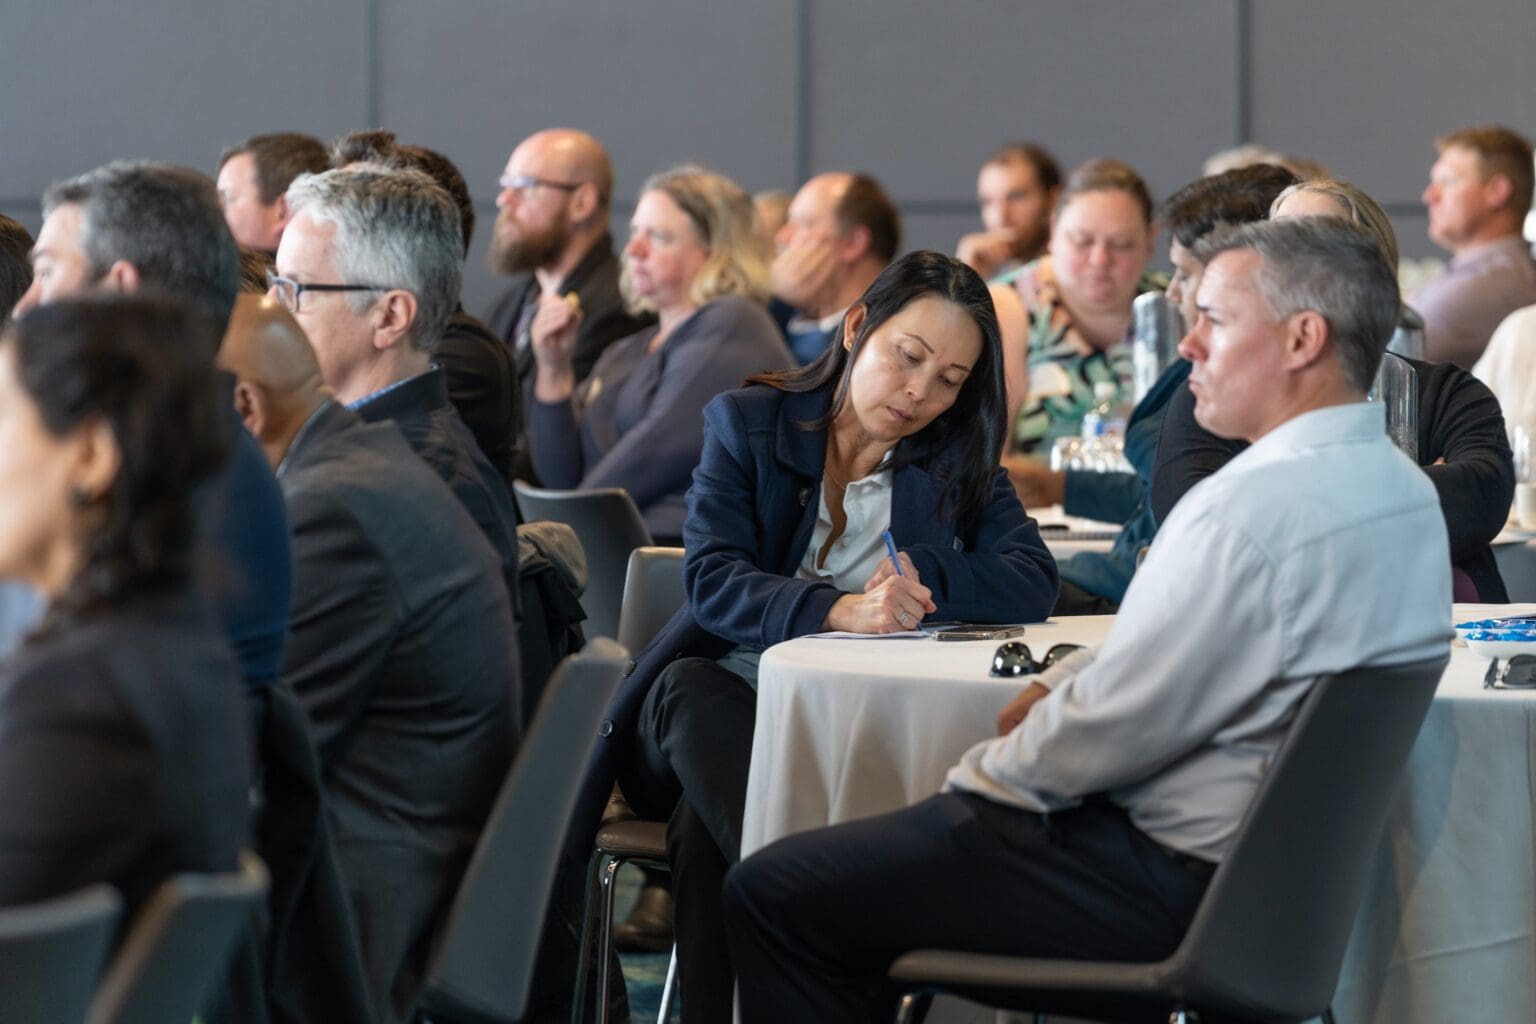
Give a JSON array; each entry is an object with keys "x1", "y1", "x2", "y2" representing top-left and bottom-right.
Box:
[
  {"x1": 100, "y1": 259, "x2": 141, "y2": 296},
  {"x1": 232, "y1": 380, "x2": 266, "y2": 438},
  {"x1": 1484, "y1": 172, "x2": 1514, "y2": 213},
  {"x1": 372, "y1": 290, "x2": 419, "y2": 351},
  {"x1": 273, "y1": 194, "x2": 293, "y2": 231},
  {"x1": 836, "y1": 224, "x2": 872, "y2": 263},
  {"x1": 69, "y1": 416, "x2": 123, "y2": 511},
  {"x1": 841, "y1": 303, "x2": 867, "y2": 352},
  {"x1": 569, "y1": 182, "x2": 600, "y2": 225},
  {"x1": 1285, "y1": 310, "x2": 1330, "y2": 370}
]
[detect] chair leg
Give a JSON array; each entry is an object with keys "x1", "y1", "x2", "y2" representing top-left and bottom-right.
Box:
[
  {"x1": 656, "y1": 944, "x2": 678, "y2": 1022},
  {"x1": 572, "y1": 853, "x2": 611, "y2": 1024},
  {"x1": 893, "y1": 991, "x2": 933, "y2": 1024},
  {"x1": 594, "y1": 856, "x2": 625, "y2": 1024}
]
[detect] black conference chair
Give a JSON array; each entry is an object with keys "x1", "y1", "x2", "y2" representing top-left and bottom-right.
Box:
[
  {"x1": 0, "y1": 884, "x2": 121, "y2": 1024},
  {"x1": 414, "y1": 637, "x2": 630, "y2": 1024},
  {"x1": 574, "y1": 547, "x2": 687, "y2": 1023},
  {"x1": 86, "y1": 851, "x2": 269, "y2": 1024},
  {"x1": 512, "y1": 483, "x2": 652, "y2": 642},
  {"x1": 888, "y1": 654, "x2": 1450, "y2": 1024}
]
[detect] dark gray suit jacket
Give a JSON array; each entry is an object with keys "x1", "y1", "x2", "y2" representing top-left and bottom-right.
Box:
[
  {"x1": 0, "y1": 586, "x2": 250, "y2": 917},
  {"x1": 354, "y1": 366, "x2": 523, "y2": 612},
  {"x1": 278, "y1": 401, "x2": 520, "y2": 1024}
]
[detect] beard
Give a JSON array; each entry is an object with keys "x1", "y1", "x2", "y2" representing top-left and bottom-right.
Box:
[
  {"x1": 488, "y1": 212, "x2": 572, "y2": 275},
  {"x1": 1008, "y1": 221, "x2": 1050, "y2": 263}
]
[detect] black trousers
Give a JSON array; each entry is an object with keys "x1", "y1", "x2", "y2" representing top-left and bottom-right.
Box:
[
  {"x1": 723, "y1": 793, "x2": 1212, "y2": 1023},
  {"x1": 1051, "y1": 577, "x2": 1121, "y2": 616},
  {"x1": 632, "y1": 658, "x2": 758, "y2": 1023}
]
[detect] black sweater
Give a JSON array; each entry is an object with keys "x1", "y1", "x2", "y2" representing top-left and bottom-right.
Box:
[{"x1": 1150, "y1": 357, "x2": 1514, "y2": 602}]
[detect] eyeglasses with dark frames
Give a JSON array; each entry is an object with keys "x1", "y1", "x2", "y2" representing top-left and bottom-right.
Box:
[
  {"x1": 1483, "y1": 654, "x2": 1536, "y2": 690},
  {"x1": 266, "y1": 270, "x2": 401, "y2": 314},
  {"x1": 991, "y1": 641, "x2": 1085, "y2": 679},
  {"x1": 497, "y1": 174, "x2": 582, "y2": 197}
]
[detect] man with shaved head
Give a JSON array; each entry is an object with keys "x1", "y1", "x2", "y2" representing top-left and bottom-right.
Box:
[
  {"x1": 221, "y1": 295, "x2": 519, "y2": 1023},
  {"x1": 483, "y1": 129, "x2": 651, "y2": 478},
  {"x1": 770, "y1": 171, "x2": 900, "y2": 364}
]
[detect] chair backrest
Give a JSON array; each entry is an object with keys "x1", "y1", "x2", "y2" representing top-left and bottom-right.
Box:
[
  {"x1": 86, "y1": 852, "x2": 269, "y2": 1024},
  {"x1": 513, "y1": 483, "x2": 653, "y2": 641},
  {"x1": 416, "y1": 637, "x2": 630, "y2": 1024},
  {"x1": 616, "y1": 547, "x2": 687, "y2": 655},
  {"x1": 1169, "y1": 653, "x2": 1449, "y2": 1019},
  {"x1": 0, "y1": 884, "x2": 121, "y2": 1024}
]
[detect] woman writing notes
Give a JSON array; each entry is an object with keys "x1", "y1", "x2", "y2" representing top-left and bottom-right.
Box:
[{"x1": 609, "y1": 251, "x2": 1058, "y2": 1019}]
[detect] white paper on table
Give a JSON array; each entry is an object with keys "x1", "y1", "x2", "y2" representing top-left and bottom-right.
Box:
[{"x1": 802, "y1": 630, "x2": 931, "y2": 640}]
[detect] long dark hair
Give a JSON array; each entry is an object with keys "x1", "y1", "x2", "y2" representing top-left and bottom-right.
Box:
[
  {"x1": 6, "y1": 296, "x2": 228, "y2": 625},
  {"x1": 748, "y1": 250, "x2": 1006, "y2": 524}
]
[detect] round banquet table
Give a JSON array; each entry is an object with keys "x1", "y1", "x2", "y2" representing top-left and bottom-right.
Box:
[{"x1": 740, "y1": 605, "x2": 1536, "y2": 1024}]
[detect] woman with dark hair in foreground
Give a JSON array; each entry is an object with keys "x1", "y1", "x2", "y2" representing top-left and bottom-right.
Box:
[
  {"x1": 617, "y1": 250, "x2": 1059, "y2": 1019},
  {"x1": 0, "y1": 297, "x2": 250, "y2": 917}
]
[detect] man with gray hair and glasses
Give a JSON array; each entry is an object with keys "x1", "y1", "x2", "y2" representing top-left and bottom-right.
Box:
[
  {"x1": 272, "y1": 165, "x2": 520, "y2": 607},
  {"x1": 723, "y1": 218, "x2": 1453, "y2": 1021}
]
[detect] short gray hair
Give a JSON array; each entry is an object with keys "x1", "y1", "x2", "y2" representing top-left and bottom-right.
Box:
[
  {"x1": 284, "y1": 166, "x2": 461, "y2": 351},
  {"x1": 1194, "y1": 217, "x2": 1400, "y2": 393},
  {"x1": 43, "y1": 161, "x2": 239, "y2": 336}
]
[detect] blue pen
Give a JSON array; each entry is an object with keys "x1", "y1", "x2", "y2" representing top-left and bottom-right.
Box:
[{"x1": 883, "y1": 529, "x2": 904, "y2": 576}]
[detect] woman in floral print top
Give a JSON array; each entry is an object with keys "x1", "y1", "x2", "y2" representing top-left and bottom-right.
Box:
[{"x1": 998, "y1": 158, "x2": 1164, "y2": 456}]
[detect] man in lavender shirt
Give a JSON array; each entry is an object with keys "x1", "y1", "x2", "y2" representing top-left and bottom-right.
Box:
[{"x1": 1410, "y1": 123, "x2": 1536, "y2": 368}]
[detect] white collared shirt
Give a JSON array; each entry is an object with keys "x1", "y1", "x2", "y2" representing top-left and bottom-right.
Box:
[
  {"x1": 795, "y1": 463, "x2": 895, "y2": 591},
  {"x1": 947, "y1": 402, "x2": 1453, "y2": 860}
]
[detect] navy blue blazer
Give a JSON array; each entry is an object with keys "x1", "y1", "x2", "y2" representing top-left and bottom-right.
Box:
[{"x1": 567, "y1": 383, "x2": 1059, "y2": 853}]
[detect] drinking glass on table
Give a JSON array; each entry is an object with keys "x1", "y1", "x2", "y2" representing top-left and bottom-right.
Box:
[{"x1": 1514, "y1": 425, "x2": 1536, "y2": 528}]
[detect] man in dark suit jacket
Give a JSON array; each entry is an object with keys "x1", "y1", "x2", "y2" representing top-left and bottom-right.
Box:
[
  {"x1": 275, "y1": 165, "x2": 522, "y2": 612},
  {"x1": 15, "y1": 160, "x2": 292, "y2": 689},
  {"x1": 482, "y1": 128, "x2": 653, "y2": 480},
  {"x1": 222, "y1": 296, "x2": 520, "y2": 1023}
]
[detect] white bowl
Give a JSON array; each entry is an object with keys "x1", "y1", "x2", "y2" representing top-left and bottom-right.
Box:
[{"x1": 1465, "y1": 634, "x2": 1536, "y2": 659}]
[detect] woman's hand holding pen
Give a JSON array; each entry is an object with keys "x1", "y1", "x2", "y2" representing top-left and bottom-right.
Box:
[{"x1": 824, "y1": 575, "x2": 936, "y2": 634}]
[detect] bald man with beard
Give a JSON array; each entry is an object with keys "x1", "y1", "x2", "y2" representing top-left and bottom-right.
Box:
[
  {"x1": 221, "y1": 296, "x2": 520, "y2": 1023},
  {"x1": 483, "y1": 129, "x2": 652, "y2": 479}
]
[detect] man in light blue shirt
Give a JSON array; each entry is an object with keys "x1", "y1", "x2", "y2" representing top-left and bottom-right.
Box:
[{"x1": 724, "y1": 217, "x2": 1454, "y2": 1022}]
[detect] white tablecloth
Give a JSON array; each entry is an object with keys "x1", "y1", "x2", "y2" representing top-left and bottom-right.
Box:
[{"x1": 741, "y1": 606, "x2": 1536, "y2": 1024}]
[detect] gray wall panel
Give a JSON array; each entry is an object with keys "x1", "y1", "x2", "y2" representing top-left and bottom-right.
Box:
[
  {"x1": 804, "y1": 0, "x2": 1240, "y2": 203},
  {"x1": 0, "y1": 0, "x2": 369, "y2": 193},
  {"x1": 1249, "y1": 0, "x2": 1536, "y2": 207},
  {"x1": 0, "y1": 3, "x2": 1522, "y2": 308},
  {"x1": 377, "y1": 0, "x2": 799, "y2": 206}
]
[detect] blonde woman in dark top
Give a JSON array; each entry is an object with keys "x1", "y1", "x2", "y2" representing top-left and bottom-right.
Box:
[{"x1": 529, "y1": 165, "x2": 793, "y2": 542}]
